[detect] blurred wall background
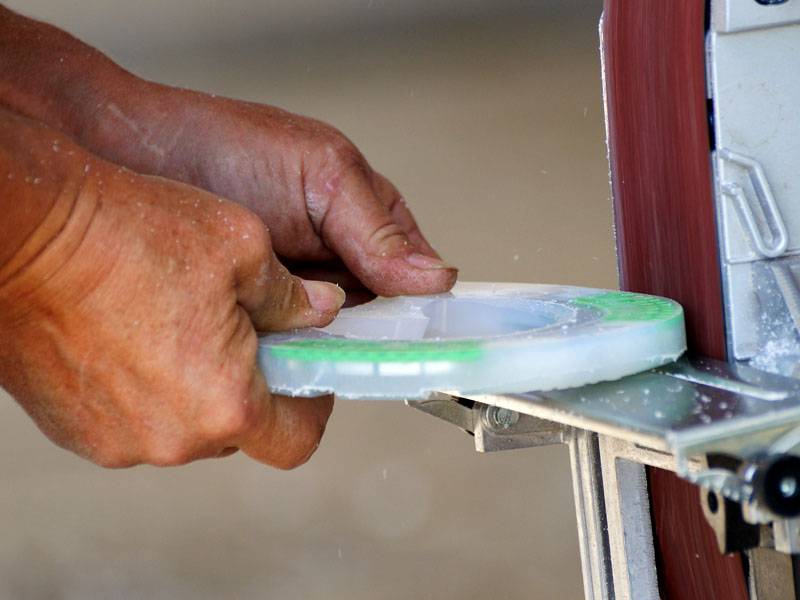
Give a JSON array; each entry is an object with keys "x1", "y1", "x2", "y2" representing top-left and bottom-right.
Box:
[{"x1": 0, "y1": 1, "x2": 613, "y2": 598}]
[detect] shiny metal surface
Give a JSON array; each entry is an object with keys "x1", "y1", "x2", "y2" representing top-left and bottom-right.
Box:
[
  {"x1": 463, "y1": 357, "x2": 800, "y2": 467},
  {"x1": 708, "y1": 21, "x2": 800, "y2": 362},
  {"x1": 410, "y1": 354, "x2": 800, "y2": 599},
  {"x1": 712, "y1": 0, "x2": 800, "y2": 33},
  {"x1": 598, "y1": 437, "x2": 659, "y2": 600},
  {"x1": 565, "y1": 430, "x2": 612, "y2": 600}
]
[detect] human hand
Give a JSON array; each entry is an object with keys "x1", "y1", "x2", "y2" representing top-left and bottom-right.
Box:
[
  {"x1": 0, "y1": 6, "x2": 456, "y2": 300},
  {"x1": 0, "y1": 114, "x2": 344, "y2": 468},
  {"x1": 85, "y1": 87, "x2": 458, "y2": 298}
]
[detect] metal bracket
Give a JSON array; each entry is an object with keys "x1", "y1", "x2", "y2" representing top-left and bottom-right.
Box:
[
  {"x1": 410, "y1": 355, "x2": 800, "y2": 546},
  {"x1": 708, "y1": 22, "x2": 800, "y2": 361},
  {"x1": 711, "y1": 0, "x2": 800, "y2": 33},
  {"x1": 719, "y1": 149, "x2": 788, "y2": 259},
  {"x1": 408, "y1": 396, "x2": 566, "y2": 453},
  {"x1": 408, "y1": 377, "x2": 800, "y2": 599}
]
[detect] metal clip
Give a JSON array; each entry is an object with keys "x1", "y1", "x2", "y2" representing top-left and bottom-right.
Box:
[{"x1": 719, "y1": 148, "x2": 788, "y2": 259}]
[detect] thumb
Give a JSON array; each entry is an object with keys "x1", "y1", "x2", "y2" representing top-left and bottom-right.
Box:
[{"x1": 233, "y1": 220, "x2": 345, "y2": 332}]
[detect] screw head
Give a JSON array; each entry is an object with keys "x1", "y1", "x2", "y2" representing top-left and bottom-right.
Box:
[{"x1": 486, "y1": 406, "x2": 520, "y2": 430}]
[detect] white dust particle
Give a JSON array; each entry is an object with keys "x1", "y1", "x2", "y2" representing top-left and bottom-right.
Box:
[{"x1": 750, "y1": 337, "x2": 800, "y2": 375}]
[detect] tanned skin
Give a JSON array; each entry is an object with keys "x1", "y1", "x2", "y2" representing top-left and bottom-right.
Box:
[{"x1": 0, "y1": 6, "x2": 456, "y2": 469}]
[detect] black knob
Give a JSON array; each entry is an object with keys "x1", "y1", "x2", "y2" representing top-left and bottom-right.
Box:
[{"x1": 755, "y1": 455, "x2": 800, "y2": 518}]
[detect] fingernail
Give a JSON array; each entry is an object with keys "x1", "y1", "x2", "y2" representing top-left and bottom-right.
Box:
[
  {"x1": 301, "y1": 280, "x2": 346, "y2": 313},
  {"x1": 405, "y1": 252, "x2": 456, "y2": 270}
]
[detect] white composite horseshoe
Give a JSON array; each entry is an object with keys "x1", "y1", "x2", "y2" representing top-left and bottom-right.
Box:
[{"x1": 258, "y1": 282, "x2": 687, "y2": 400}]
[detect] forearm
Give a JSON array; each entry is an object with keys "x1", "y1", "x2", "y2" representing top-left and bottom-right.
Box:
[
  {"x1": 0, "y1": 6, "x2": 135, "y2": 133},
  {"x1": 0, "y1": 6, "x2": 183, "y2": 174},
  {"x1": 1, "y1": 6, "x2": 240, "y2": 197}
]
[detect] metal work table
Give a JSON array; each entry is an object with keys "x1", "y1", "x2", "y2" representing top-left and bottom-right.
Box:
[{"x1": 410, "y1": 356, "x2": 800, "y2": 599}]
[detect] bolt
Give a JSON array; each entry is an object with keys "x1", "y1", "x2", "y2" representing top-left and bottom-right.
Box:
[
  {"x1": 780, "y1": 476, "x2": 798, "y2": 498},
  {"x1": 486, "y1": 406, "x2": 520, "y2": 430},
  {"x1": 755, "y1": 0, "x2": 789, "y2": 5}
]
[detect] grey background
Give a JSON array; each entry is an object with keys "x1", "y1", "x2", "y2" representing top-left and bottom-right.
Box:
[{"x1": 1, "y1": 2, "x2": 614, "y2": 598}]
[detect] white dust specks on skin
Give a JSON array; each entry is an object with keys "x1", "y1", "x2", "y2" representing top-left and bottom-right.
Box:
[
  {"x1": 305, "y1": 191, "x2": 330, "y2": 231},
  {"x1": 255, "y1": 263, "x2": 269, "y2": 287}
]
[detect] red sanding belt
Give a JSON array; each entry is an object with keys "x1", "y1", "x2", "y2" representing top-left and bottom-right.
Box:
[{"x1": 601, "y1": 1, "x2": 749, "y2": 598}]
